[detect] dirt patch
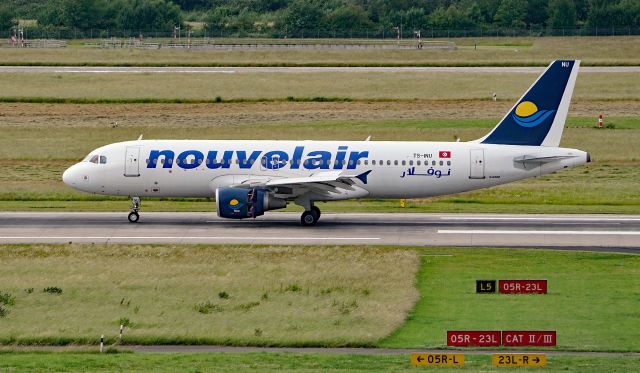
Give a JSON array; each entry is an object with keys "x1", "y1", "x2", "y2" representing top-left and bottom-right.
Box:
[{"x1": 0, "y1": 100, "x2": 636, "y2": 128}]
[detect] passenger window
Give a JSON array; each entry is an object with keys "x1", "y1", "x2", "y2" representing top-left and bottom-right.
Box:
[
  {"x1": 402, "y1": 160, "x2": 406, "y2": 166},
  {"x1": 440, "y1": 160, "x2": 444, "y2": 166},
  {"x1": 387, "y1": 160, "x2": 391, "y2": 165},
  {"x1": 394, "y1": 160, "x2": 398, "y2": 166},
  {"x1": 447, "y1": 161, "x2": 451, "y2": 166},
  {"x1": 409, "y1": 160, "x2": 413, "y2": 166},
  {"x1": 372, "y1": 160, "x2": 376, "y2": 165},
  {"x1": 364, "y1": 160, "x2": 368, "y2": 165},
  {"x1": 417, "y1": 160, "x2": 421, "y2": 166}
]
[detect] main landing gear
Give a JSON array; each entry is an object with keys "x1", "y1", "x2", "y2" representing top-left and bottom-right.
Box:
[
  {"x1": 128, "y1": 196, "x2": 140, "y2": 223},
  {"x1": 301, "y1": 205, "x2": 321, "y2": 226}
]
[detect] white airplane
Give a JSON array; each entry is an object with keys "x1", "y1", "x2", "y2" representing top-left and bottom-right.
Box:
[{"x1": 63, "y1": 60, "x2": 589, "y2": 226}]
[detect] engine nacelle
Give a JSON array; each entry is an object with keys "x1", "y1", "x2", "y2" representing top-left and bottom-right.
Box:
[{"x1": 216, "y1": 187, "x2": 287, "y2": 219}]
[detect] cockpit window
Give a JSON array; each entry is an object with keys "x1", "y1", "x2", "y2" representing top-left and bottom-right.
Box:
[
  {"x1": 100, "y1": 156, "x2": 107, "y2": 164},
  {"x1": 89, "y1": 155, "x2": 99, "y2": 164}
]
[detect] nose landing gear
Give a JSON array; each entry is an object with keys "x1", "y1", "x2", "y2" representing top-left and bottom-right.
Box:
[{"x1": 128, "y1": 196, "x2": 140, "y2": 223}]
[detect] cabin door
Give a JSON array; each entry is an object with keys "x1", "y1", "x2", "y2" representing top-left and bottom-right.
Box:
[
  {"x1": 469, "y1": 149, "x2": 485, "y2": 179},
  {"x1": 124, "y1": 147, "x2": 141, "y2": 177}
]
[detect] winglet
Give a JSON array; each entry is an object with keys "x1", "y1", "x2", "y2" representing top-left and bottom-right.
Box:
[{"x1": 355, "y1": 170, "x2": 372, "y2": 184}]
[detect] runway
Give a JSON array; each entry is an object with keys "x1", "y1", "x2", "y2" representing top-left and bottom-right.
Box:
[
  {"x1": 0, "y1": 212, "x2": 638, "y2": 252},
  {"x1": 0, "y1": 66, "x2": 637, "y2": 74}
]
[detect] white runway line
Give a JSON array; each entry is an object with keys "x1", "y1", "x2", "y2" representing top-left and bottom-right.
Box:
[
  {"x1": 440, "y1": 217, "x2": 640, "y2": 222},
  {"x1": 52, "y1": 69, "x2": 237, "y2": 74},
  {"x1": 0, "y1": 236, "x2": 380, "y2": 241},
  {"x1": 438, "y1": 230, "x2": 640, "y2": 235}
]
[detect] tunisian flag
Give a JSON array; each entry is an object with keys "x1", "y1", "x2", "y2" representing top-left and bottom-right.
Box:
[{"x1": 439, "y1": 151, "x2": 451, "y2": 158}]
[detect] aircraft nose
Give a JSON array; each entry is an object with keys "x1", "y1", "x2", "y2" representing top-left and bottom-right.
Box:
[{"x1": 62, "y1": 164, "x2": 78, "y2": 186}]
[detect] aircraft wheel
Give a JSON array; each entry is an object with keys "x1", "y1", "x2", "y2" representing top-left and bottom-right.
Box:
[
  {"x1": 128, "y1": 212, "x2": 140, "y2": 223},
  {"x1": 311, "y1": 206, "x2": 321, "y2": 219},
  {"x1": 301, "y1": 210, "x2": 319, "y2": 226}
]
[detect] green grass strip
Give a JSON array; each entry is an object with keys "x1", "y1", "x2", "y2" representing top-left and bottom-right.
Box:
[{"x1": 0, "y1": 351, "x2": 638, "y2": 372}]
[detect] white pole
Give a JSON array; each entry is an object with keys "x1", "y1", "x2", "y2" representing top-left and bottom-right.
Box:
[
  {"x1": 119, "y1": 325, "x2": 124, "y2": 340},
  {"x1": 100, "y1": 334, "x2": 104, "y2": 353}
]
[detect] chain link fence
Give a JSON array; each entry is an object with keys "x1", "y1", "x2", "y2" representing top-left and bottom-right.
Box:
[{"x1": 2, "y1": 26, "x2": 640, "y2": 41}]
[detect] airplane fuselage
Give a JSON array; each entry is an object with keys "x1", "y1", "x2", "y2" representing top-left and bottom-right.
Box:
[{"x1": 63, "y1": 139, "x2": 588, "y2": 200}]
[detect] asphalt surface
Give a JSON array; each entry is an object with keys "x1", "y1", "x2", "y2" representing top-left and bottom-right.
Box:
[
  {"x1": 0, "y1": 66, "x2": 638, "y2": 74},
  {"x1": 1, "y1": 212, "x2": 638, "y2": 252}
]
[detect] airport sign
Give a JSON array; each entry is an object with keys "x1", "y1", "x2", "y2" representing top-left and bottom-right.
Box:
[
  {"x1": 476, "y1": 280, "x2": 496, "y2": 293},
  {"x1": 492, "y1": 353, "x2": 546, "y2": 367},
  {"x1": 447, "y1": 331, "x2": 501, "y2": 346},
  {"x1": 502, "y1": 331, "x2": 556, "y2": 346},
  {"x1": 499, "y1": 280, "x2": 547, "y2": 294},
  {"x1": 411, "y1": 353, "x2": 464, "y2": 366}
]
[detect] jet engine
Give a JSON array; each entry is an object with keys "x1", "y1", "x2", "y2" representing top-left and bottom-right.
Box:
[{"x1": 216, "y1": 187, "x2": 287, "y2": 219}]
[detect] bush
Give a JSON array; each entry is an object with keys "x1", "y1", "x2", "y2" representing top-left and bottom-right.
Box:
[
  {"x1": 284, "y1": 284, "x2": 301, "y2": 292},
  {"x1": 0, "y1": 292, "x2": 15, "y2": 306},
  {"x1": 218, "y1": 291, "x2": 229, "y2": 299},
  {"x1": 194, "y1": 301, "x2": 223, "y2": 314},
  {"x1": 43, "y1": 287, "x2": 63, "y2": 294},
  {"x1": 119, "y1": 317, "x2": 132, "y2": 327}
]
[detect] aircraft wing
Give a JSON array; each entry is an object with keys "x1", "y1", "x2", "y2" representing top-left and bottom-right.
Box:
[
  {"x1": 264, "y1": 170, "x2": 372, "y2": 199},
  {"x1": 265, "y1": 170, "x2": 370, "y2": 187},
  {"x1": 217, "y1": 170, "x2": 372, "y2": 200}
]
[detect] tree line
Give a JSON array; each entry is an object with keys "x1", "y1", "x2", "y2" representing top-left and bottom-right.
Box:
[{"x1": 1, "y1": 0, "x2": 639, "y2": 37}]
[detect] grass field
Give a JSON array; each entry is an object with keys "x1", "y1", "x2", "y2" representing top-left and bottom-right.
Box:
[
  {"x1": 0, "y1": 71, "x2": 637, "y2": 102},
  {"x1": 1, "y1": 37, "x2": 639, "y2": 66},
  {"x1": 0, "y1": 245, "x2": 419, "y2": 346},
  {"x1": 0, "y1": 245, "x2": 638, "y2": 352},
  {"x1": 0, "y1": 352, "x2": 639, "y2": 372},
  {"x1": 0, "y1": 109, "x2": 638, "y2": 213},
  {"x1": 381, "y1": 248, "x2": 640, "y2": 351}
]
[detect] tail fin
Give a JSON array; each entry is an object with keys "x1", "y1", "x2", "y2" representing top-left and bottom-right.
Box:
[{"x1": 476, "y1": 60, "x2": 580, "y2": 147}]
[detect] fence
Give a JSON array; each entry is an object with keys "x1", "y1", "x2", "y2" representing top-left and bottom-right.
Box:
[{"x1": 2, "y1": 26, "x2": 640, "y2": 41}]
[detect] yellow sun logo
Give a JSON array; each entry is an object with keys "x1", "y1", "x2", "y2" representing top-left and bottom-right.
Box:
[
  {"x1": 229, "y1": 199, "x2": 239, "y2": 206},
  {"x1": 515, "y1": 101, "x2": 539, "y2": 117}
]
